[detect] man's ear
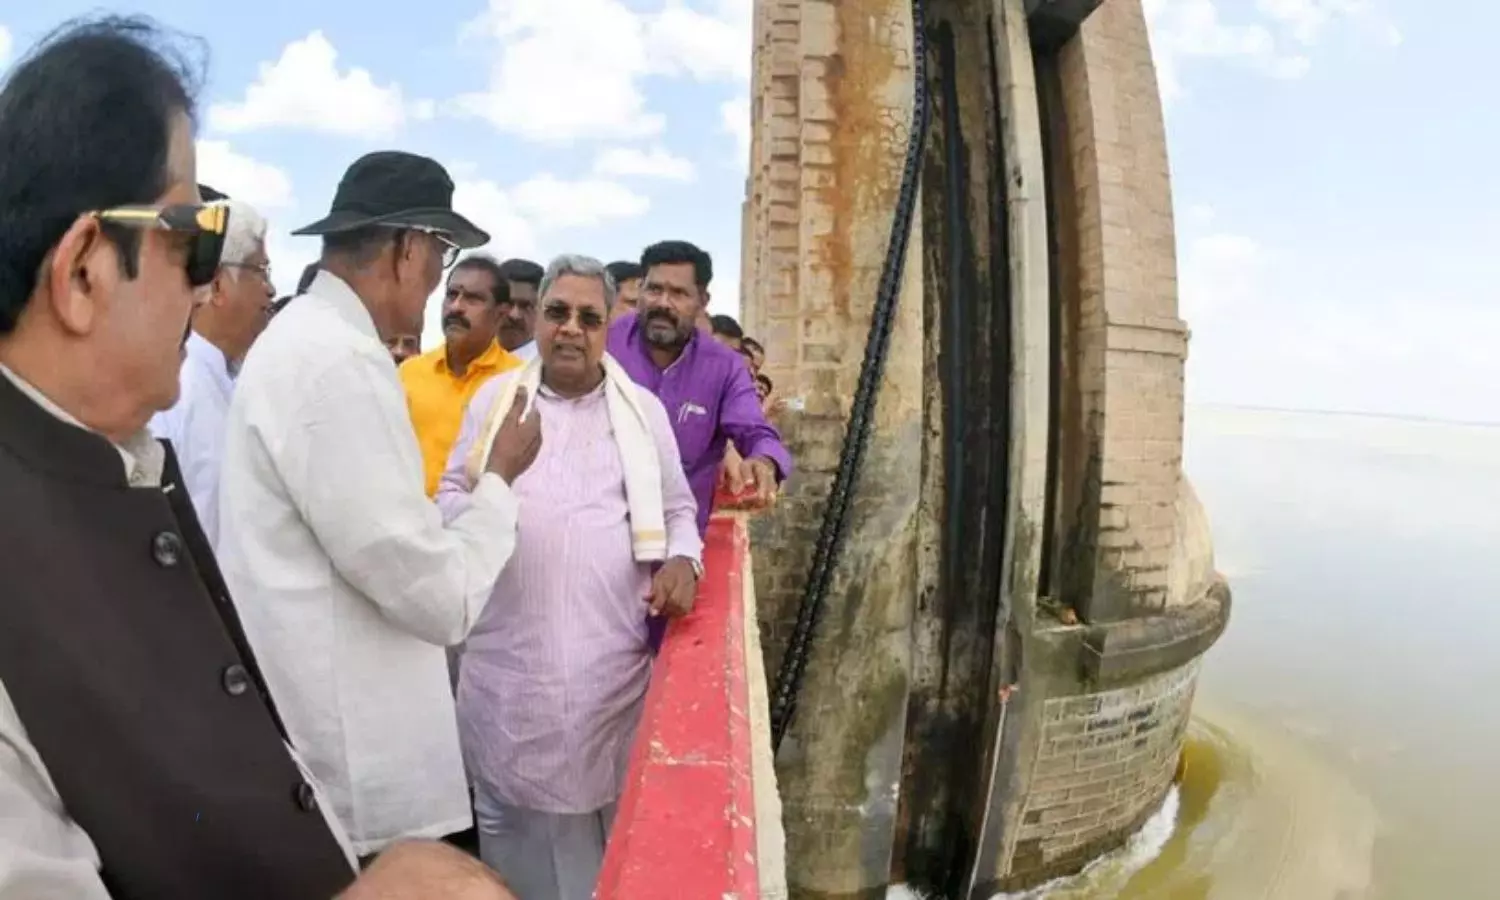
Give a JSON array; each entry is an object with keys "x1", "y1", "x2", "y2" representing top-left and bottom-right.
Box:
[
  {"x1": 206, "y1": 268, "x2": 229, "y2": 308},
  {"x1": 46, "y1": 216, "x2": 116, "y2": 338}
]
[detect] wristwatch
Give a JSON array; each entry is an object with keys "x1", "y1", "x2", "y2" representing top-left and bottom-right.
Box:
[{"x1": 687, "y1": 557, "x2": 703, "y2": 580}]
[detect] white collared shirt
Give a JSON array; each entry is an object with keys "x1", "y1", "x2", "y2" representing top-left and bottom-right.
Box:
[
  {"x1": 217, "y1": 270, "x2": 521, "y2": 855},
  {"x1": 0, "y1": 363, "x2": 356, "y2": 899},
  {"x1": 149, "y1": 331, "x2": 235, "y2": 545},
  {"x1": 508, "y1": 339, "x2": 538, "y2": 362}
]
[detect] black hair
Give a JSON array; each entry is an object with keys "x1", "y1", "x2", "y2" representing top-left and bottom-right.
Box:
[
  {"x1": 640, "y1": 240, "x2": 712, "y2": 289},
  {"x1": 497, "y1": 258, "x2": 544, "y2": 287},
  {"x1": 756, "y1": 373, "x2": 773, "y2": 393},
  {"x1": 605, "y1": 260, "x2": 643, "y2": 284},
  {"x1": 710, "y1": 314, "x2": 743, "y2": 340},
  {"x1": 452, "y1": 253, "x2": 512, "y2": 305},
  {"x1": 0, "y1": 15, "x2": 207, "y2": 333},
  {"x1": 741, "y1": 336, "x2": 764, "y2": 355}
]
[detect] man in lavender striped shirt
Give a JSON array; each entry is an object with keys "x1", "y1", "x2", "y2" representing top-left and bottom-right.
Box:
[{"x1": 437, "y1": 254, "x2": 702, "y2": 900}]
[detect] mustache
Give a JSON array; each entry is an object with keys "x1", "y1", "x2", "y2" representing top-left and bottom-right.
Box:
[
  {"x1": 643, "y1": 308, "x2": 678, "y2": 326},
  {"x1": 442, "y1": 313, "x2": 470, "y2": 330}
]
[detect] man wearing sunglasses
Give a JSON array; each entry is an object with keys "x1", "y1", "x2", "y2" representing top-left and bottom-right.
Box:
[
  {"x1": 0, "y1": 15, "x2": 516, "y2": 900},
  {"x1": 436, "y1": 254, "x2": 701, "y2": 899},
  {"x1": 217, "y1": 151, "x2": 544, "y2": 862},
  {"x1": 149, "y1": 197, "x2": 275, "y2": 548}
]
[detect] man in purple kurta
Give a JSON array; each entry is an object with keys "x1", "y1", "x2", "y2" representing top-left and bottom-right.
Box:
[{"x1": 606, "y1": 240, "x2": 793, "y2": 536}]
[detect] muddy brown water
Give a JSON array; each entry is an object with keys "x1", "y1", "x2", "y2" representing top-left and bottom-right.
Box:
[{"x1": 903, "y1": 406, "x2": 1500, "y2": 900}]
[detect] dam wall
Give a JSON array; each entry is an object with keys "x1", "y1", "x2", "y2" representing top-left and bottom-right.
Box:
[{"x1": 738, "y1": 0, "x2": 1231, "y2": 895}]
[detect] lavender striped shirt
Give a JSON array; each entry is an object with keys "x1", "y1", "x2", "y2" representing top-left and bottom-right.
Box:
[{"x1": 436, "y1": 376, "x2": 701, "y2": 814}]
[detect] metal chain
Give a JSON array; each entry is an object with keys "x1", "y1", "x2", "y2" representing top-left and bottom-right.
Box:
[{"x1": 770, "y1": 0, "x2": 932, "y2": 752}]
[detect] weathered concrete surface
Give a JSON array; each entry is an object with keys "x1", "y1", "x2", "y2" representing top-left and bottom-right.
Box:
[
  {"x1": 1047, "y1": 0, "x2": 1190, "y2": 626},
  {"x1": 968, "y1": 0, "x2": 1231, "y2": 891},
  {"x1": 739, "y1": 0, "x2": 1229, "y2": 895},
  {"x1": 739, "y1": 0, "x2": 926, "y2": 895},
  {"x1": 741, "y1": 534, "x2": 791, "y2": 900}
]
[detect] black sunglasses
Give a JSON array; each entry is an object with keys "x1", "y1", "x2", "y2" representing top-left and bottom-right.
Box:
[
  {"x1": 90, "y1": 203, "x2": 230, "y2": 288},
  {"x1": 542, "y1": 300, "x2": 606, "y2": 331}
]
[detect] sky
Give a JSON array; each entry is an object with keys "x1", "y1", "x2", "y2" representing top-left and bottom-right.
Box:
[{"x1": 0, "y1": 0, "x2": 1493, "y2": 423}]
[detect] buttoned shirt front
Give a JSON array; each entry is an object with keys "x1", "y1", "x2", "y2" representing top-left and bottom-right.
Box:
[
  {"x1": 217, "y1": 270, "x2": 522, "y2": 855},
  {"x1": 0, "y1": 363, "x2": 357, "y2": 898}
]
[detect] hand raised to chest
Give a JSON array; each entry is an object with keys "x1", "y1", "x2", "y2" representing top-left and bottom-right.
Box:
[{"x1": 486, "y1": 386, "x2": 543, "y2": 485}]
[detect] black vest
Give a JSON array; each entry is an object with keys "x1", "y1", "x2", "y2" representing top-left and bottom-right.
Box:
[{"x1": 0, "y1": 375, "x2": 355, "y2": 899}]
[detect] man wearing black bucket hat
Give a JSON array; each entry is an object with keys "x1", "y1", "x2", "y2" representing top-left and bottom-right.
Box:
[
  {"x1": 217, "y1": 151, "x2": 543, "y2": 860},
  {"x1": 0, "y1": 16, "x2": 520, "y2": 900}
]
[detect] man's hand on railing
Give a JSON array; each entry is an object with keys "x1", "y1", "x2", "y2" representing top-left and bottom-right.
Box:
[
  {"x1": 718, "y1": 448, "x2": 778, "y2": 512},
  {"x1": 647, "y1": 557, "x2": 700, "y2": 618}
]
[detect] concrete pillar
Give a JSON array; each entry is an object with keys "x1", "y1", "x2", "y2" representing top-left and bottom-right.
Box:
[
  {"x1": 740, "y1": 0, "x2": 1229, "y2": 895},
  {"x1": 740, "y1": 0, "x2": 925, "y2": 894}
]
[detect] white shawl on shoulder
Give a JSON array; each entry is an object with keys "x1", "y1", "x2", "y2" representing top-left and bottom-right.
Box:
[{"x1": 463, "y1": 353, "x2": 667, "y2": 561}]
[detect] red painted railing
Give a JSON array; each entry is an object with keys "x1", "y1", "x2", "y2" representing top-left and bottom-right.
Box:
[{"x1": 596, "y1": 509, "x2": 760, "y2": 900}]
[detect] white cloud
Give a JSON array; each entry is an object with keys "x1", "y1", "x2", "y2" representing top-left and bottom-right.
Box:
[
  {"x1": 1145, "y1": 0, "x2": 1309, "y2": 102},
  {"x1": 0, "y1": 25, "x2": 13, "y2": 67},
  {"x1": 651, "y1": 0, "x2": 752, "y2": 81},
  {"x1": 453, "y1": 179, "x2": 543, "y2": 260},
  {"x1": 266, "y1": 228, "x2": 319, "y2": 298},
  {"x1": 195, "y1": 140, "x2": 295, "y2": 211},
  {"x1": 1144, "y1": 0, "x2": 1398, "y2": 103},
  {"x1": 510, "y1": 174, "x2": 650, "y2": 230},
  {"x1": 720, "y1": 97, "x2": 751, "y2": 163},
  {"x1": 422, "y1": 173, "x2": 649, "y2": 346},
  {"x1": 451, "y1": 0, "x2": 751, "y2": 143},
  {"x1": 208, "y1": 32, "x2": 411, "y2": 138},
  {"x1": 593, "y1": 146, "x2": 697, "y2": 181},
  {"x1": 1255, "y1": 0, "x2": 1402, "y2": 47},
  {"x1": 451, "y1": 0, "x2": 662, "y2": 143}
]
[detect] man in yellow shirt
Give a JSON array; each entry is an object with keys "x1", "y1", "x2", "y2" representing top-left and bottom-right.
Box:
[{"x1": 400, "y1": 254, "x2": 522, "y2": 496}]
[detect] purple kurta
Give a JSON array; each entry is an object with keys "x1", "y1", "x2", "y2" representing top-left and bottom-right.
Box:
[{"x1": 606, "y1": 312, "x2": 794, "y2": 536}]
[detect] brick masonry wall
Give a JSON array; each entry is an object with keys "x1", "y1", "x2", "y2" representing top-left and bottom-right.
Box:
[
  {"x1": 738, "y1": 0, "x2": 924, "y2": 670},
  {"x1": 1008, "y1": 659, "x2": 1198, "y2": 880},
  {"x1": 1059, "y1": 0, "x2": 1191, "y2": 617}
]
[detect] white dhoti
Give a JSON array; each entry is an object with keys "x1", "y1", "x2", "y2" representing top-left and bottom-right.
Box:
[{"x1": 474, "y1": 784, "x2": 617, "y2": 900}]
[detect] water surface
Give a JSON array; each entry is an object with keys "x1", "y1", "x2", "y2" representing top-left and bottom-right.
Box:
[{"x1": 1176, "y1": 405, "x2": 1500, "y2": 899}]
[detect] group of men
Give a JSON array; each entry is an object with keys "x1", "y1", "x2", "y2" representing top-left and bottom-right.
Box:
[{"x1": 0, "y1": 15, "x2": 791, "y2": 900}]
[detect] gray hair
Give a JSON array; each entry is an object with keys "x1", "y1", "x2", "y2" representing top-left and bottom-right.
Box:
[
  {"x1": 217, "y1": 199, "x2": 269, "y2": 266},
  {"x1": 539, "y1": 253, "x2": 618, "y2": 310}
]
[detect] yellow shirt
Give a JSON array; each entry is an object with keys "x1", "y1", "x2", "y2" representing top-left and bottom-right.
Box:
[{"x1": 400, "y1": 340, "x2": 521, "y2": 496}]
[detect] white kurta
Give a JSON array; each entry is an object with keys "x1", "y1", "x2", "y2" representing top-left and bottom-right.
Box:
[
  {"x1": 217, "y1": 270, "x2": 521, "y2": 855},
  {"x1": 149, "y1": 331, "x2": 234, "y2": 546}
]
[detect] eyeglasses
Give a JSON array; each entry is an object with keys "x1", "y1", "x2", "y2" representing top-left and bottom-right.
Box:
[
  {"x1": 90, "y1": 203, "x2": 229, "y2": 288},
  {"x1": 222, "y1": 260, "x2": 273, "y2": 282},
  {"x1": 542, "y1": 301, "x2": 606, "y2": 331},
  {"x1": 405, "y1": 226, "x2": 460, "y2": 269}
]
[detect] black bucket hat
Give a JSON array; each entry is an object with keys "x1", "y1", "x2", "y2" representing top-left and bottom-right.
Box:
[{"x1": 292, "y1": 151, "x2": 489, "y2": 249}]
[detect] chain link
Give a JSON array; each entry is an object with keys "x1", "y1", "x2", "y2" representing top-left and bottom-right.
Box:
[{"x1": 770, "y1": 0, "x2": 932, "y2": 752}]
